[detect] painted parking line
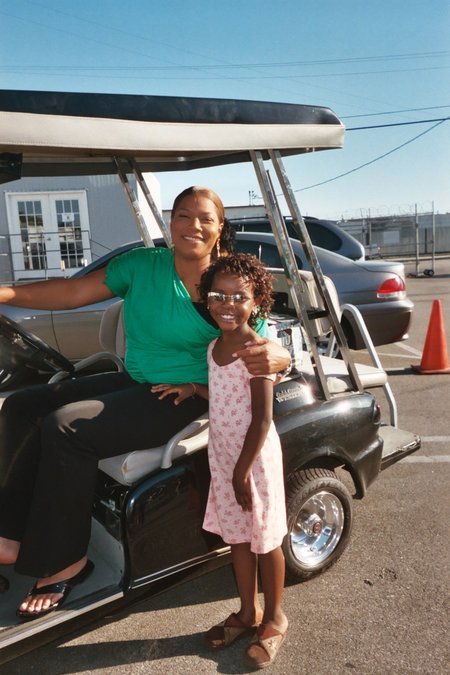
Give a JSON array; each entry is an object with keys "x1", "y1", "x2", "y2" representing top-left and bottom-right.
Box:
[
  {"x1": 376, "y1": 341, "x2": 423, "y2": 359},
  {"x1": 402, "y1": 455, "x2": 450, "y2": 463},
  {"x1": 380, "y1": 352, "x2": 420, "y2": 360},
  {"x1": 395, "y1": 342, "x2": 423, "y2": 357},
  {"x1": 400, "y1": 435, "x2": 449, "y2": 462},
  {"x1": 421, "y1": 436, "x2": 450, "y2": 443}
]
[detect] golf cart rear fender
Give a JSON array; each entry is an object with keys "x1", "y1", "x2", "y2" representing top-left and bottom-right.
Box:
[{"x1": 277, "y1": 392, "x2": 382, "y2": 498}]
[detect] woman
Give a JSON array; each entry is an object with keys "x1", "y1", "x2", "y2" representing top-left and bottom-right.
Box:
[{"x1": 0, "y1": 185, "x2": 291, "y2": 620}]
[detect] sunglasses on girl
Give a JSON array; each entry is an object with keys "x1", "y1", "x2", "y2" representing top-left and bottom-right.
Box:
[{"x1": 207, "y1": 291, "x2": 253, "y2": 304}]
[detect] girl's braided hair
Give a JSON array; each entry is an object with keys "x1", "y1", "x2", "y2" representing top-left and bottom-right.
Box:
[{"x1": 199, "y1": 253, "x2": 273, "y2": 328}]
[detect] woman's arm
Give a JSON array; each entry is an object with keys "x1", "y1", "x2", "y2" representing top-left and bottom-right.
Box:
[
  {"x1": 232, "y1": 336, "x2": 291, "y2": 377},
  {"x1": 0, "y1": 268, "x2": 115, "y2": 310},
  {"x1": 232, "y1": 376, "x2": 274, "y2": 511}
]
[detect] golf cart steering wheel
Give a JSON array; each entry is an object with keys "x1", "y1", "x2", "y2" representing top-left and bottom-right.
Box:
[{"x1": 0, "y1": 313, "x2": 74, "y2": 375}]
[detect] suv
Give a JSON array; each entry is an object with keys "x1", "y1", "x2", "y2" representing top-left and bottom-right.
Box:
[{"x1": 229, "y1": 216, "x2": 365, "y2": 261}]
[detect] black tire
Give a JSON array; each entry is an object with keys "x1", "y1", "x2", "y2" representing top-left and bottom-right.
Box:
[{"x1": 283, "y1": 468, "x2": 353, "y2": 582}]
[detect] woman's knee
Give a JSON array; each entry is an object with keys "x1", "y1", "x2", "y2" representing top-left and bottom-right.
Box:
[
  {"x1": 1, "y1": 384, "x2": 62, "y2": 425},
  {"x1": 1, "y1": 388, "x2": 44, "y2": 425},
  {"x1": 40, "y1": 399, "x2": 105, "y2": 456}
]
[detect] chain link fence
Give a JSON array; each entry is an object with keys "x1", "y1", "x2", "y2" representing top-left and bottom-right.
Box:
[{"x1": 339, "y1": 210, "x2": 450, "y2": 259}]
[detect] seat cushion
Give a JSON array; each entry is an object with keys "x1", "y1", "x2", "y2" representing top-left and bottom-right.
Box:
[
  {"x1": 98, "y1": 415, "x2": 209, "y2": 485},
  {"x1": 299, "y1": 352, "x2": 387, "y2": 393}
]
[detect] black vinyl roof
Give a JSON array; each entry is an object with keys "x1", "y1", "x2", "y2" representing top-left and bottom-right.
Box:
[{"x1": 0, "y1": 90, "x2": 345, "y2": 180}]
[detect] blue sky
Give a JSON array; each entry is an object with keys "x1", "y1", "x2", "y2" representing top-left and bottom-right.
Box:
[{"x1": 0, "y1": 0, "x2": 449, "y2": 219}]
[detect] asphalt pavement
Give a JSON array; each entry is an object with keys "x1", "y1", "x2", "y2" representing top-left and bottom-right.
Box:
[{"x1": 1, "y1": 258, "x2": 449, "y2": 675}]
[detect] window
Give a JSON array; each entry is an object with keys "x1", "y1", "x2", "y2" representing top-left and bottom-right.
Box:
[{"x1": 17, "y1": 200, "x2": 47, "y2": 270}]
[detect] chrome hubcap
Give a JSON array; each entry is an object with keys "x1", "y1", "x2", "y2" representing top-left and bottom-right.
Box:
[{"x1": 290, "y1": 490, "x2": 345, "y2": 567}]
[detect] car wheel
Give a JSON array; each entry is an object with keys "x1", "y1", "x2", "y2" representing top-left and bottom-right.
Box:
[
  {"x1": 283, "y1": 468, "x2": 353, "y2": 582},
  {"x1": 0, "y1": 365, "x2": 27, "y2": 392}
]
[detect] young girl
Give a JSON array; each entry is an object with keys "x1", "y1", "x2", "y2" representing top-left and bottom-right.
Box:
[{"x1": 152, "y1": 253, "x2": 288, "y2": 669}]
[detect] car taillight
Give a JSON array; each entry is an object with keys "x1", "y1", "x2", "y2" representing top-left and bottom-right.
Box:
[{"x1": 376, "y1": 276, "x2": 406, "y2": 299}]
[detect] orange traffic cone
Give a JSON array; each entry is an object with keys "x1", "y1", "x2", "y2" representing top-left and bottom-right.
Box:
[{"x1": 412, "y1": 299, "x2": 450, "y2": 374}]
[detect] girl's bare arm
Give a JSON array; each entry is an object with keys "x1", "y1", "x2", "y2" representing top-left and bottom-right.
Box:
[{"x1": 232, "y1": 376, "x2": 274, "y2": 511}]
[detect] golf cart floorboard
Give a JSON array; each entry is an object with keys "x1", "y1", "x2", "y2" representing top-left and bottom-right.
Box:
[{"x1": 379, "y1": 425, "x2": 421, "y2": 470}]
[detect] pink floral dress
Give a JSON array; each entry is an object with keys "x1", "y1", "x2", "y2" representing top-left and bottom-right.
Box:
[{"x1": 203, "y1": 340, "x2": 287, "y2": 554}]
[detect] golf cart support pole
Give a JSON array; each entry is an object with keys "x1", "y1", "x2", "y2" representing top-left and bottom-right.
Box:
[
  {"x1": 114, "y1": 157, "x2": 155, "y2": 248},
  {"x1": 115, "y1": 158, "x2": 172, "y2": 248},
  {"x1": 127, "y1": 158, "x2": 173, "y2": 247},
  {"x1": 268, "y1": 149, "x2": 363, "y2": 394},
  {"x1": 250, "y1": 150, "x2": 332, "y2": 400}
]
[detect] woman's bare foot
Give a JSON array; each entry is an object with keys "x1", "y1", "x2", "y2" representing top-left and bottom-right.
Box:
[
  {"x1": 0, "y1": 537, "x2": 20, "y2": 565},
  {"x1": 18, "y1": 556, "x2": 88, "y2": 616}
]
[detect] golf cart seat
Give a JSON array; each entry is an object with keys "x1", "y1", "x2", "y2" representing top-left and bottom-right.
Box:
[
  {"x1": 95, "y1": 300, "x2": 210, "y2": 485},
  {"x1": 271, "y1": 270, "x2": 388, "y2": 391},
  {"x1": 294, "y1": 271, "x2": 388, "y2": 391}
]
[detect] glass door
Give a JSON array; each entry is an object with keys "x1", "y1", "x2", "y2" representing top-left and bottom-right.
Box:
[{"x1": 6, "y1": 191, "x2": 91, "y2": 280}]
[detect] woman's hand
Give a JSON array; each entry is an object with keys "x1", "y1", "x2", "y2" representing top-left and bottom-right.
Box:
[
  {"x1": 150, "y1": 383, "x2": 196, "y2": 405},
  {"x1": 233, "y1": 335, "x2": 291, "y2": 376},
  {"x1": 232, "y1": 466, "x2": 253, "y2": 512}
]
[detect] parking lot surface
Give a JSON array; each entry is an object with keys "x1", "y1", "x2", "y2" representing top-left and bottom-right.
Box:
[{"x1": 1, "y1": 258, "x2": 449, "y2": 675}]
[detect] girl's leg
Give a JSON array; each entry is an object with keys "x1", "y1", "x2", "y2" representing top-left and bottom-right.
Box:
[
  {"x1": 231, "y1": 543, "x2": 263, "y2": 626},
  {"x1": 205, "y1": 543, "x2": 263, "y2": 648},
  {"x1": 257, "y1": 546, "x2": 288, "y2": 632},
  {"x1": 245, "y1": 546, "x2": 288, "y2": 668}
]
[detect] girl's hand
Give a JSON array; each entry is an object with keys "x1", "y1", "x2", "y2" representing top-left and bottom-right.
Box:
[
  {"x1": 233, "y1": 336, "x2": 291, "y2": 376},
  {"x1": 232, "y1": 467, "x2": 252, "y2": 511},
  {"x1": 150, "y1": 383, "x2": 196, "y2": 405}
]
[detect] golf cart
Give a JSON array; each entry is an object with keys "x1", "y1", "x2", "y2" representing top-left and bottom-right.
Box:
[{"x1": 0, "y1": 90, "x2": 420, "y2": 664}]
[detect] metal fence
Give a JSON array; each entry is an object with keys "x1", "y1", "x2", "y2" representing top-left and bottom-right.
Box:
[
  {"x1": 339, "y1": 210, "x2": 450, "y2": 259},
  {"x1": 0, "y1": 230, "x2": 92, "y2": 284}
]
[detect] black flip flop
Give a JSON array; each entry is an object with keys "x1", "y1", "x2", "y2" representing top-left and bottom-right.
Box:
[{"x1": 16, "y1": 559, "x2": 95, "y2": 621}]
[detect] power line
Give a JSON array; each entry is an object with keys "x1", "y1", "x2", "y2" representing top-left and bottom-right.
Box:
[
  {"x1": 347, "y1": 116, "x2": 450, "y2": 130},
  {"x1": 342, "y1": 105, "x2": 450, "y2": 118},
  {"x1": 10, "y1": 1, "x2": 450, "y2": 70},
  {"x1": 1, "y1": 57, "x2": 449, "y2": 72},
  {"x1": 296, "y1": 118, "x2": 448, "y2": 192},
  {"x1": 1, "y1": 65, "x2": 449, "y2": 81}
]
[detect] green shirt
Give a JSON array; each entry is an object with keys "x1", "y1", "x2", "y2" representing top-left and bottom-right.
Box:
[{"x1": 105, "y1": 247, "x2": 268, "y2": 385}]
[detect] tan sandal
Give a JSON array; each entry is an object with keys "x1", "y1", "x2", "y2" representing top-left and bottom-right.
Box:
[
  {"x1": 205, "y1": 612, "x2": 258, "y2": 649},
  {"x1": 245, "y1": 624, "x2": 287, "y2": 669}
]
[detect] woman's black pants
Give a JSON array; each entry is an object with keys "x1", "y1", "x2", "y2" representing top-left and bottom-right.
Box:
[{"x1": 0, "y1": 372, "x2": 208, "y2": 578}]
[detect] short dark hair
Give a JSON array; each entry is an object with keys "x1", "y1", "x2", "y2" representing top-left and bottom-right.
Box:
[{"x1": 199, "y1": 253, "x2": 273, "y2": 328}]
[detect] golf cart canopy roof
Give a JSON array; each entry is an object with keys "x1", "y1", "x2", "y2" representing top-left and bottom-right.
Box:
[{"x1": 0, "y1": 89, "x2": 344, "y2": 180}]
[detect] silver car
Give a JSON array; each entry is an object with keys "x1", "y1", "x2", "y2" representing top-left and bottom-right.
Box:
[
  {"x1": 230, "y1": 215, "x2": 366, "y2": 261},
  {"x1": 234, "y1": 232, "x2": 413, "y2": 349},
  {"x1": 0, "y1": 233, "x2": 412, "y2": 389}
]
